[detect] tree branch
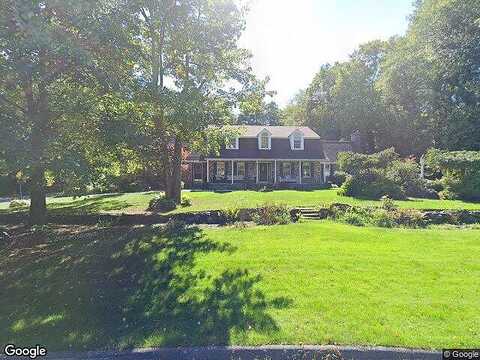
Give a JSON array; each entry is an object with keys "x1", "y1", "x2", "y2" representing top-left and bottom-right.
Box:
[{"x1": 0, "y1": 92, "x2": 26, "y2": 113}]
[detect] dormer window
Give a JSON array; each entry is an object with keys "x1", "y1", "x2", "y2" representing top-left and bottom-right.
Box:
[
  {"x1": 226, "y1": 137, "x2": 239, "y2": 150},
  {"x1": 258, "y1": 129, "x2": 271, "y2": 150},
  {"x1": 290, "y1": 130, "x2": 304, "y2": 150}
]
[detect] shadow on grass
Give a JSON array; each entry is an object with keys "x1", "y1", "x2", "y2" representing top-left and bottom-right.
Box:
[
  {"x1": 0, "y1": 224, "x2": 290, "y2": 351},
  {"x1": 47, "y1": 193, "x2": 132, "y2": 215}
]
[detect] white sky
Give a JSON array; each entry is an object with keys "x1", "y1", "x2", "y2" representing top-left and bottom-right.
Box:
[{"x1": 239, "y1": 0, "x2": 414, "y2": 106}]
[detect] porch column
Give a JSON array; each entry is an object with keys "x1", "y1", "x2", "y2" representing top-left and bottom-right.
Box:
[
  {"x1": 274, "y1": 160, "x2": 277, "y2": 184},
  {"x1": 323, "y1": 163, "x2": 328, "y2": 183},
  {"x1": 231, "y1": 160, "x2": 234, "y2": 185},
  {"x1": 298, "y1": 161, "x2": 302, "y2": 184},
  {"x1": 206, "y1": 159, "x2": 209, "y2": 183},
  {"x1": 256, "y1": 160, "x2": 259, "y2": 183}
]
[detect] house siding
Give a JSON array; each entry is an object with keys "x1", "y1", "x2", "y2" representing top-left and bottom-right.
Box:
[{"x1": 212, "y1": 138, "x2": 325, "y2": 160}]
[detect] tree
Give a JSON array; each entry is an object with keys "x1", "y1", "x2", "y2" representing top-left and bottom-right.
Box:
[
  {"x1": 280, "y1": 89, "x2": 307, "y2": 126},
  {"x1": 379, "y1": 0, "x2": 480, "y2": 154},
  {"x1": 237, "y1": 77, "x2": 279, "y2": 125},
  {"x1": 0, "y1": 0, "x2": 135, "y2": 223},
  {"x1": 302, "y1": 40, "x2": 389, "y2": 151},
  {"x1": 133, "y1": 0, "x2": 252, "y2": 203}
]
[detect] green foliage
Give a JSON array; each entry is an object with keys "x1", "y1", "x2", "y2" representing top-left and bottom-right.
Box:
[
  {"x1": 339, "y1": 170, "x2": 405, "y2": 200},
  {"x1": 386, "y1": 159, "x2": 426, "y2": 197},
  {"x1": 380, "y1": 196, "x2": 398, "y2": 211},
  {"x1": 325, "y1": 203, "x2": 426, "y2": 229},
  {"x1": 426, "y1": 149, "x2": 480, "y2": 201},
  {"x1": 148, "y1": 196, "x2": 177, "y2": 213},
  {"x1": 329, "y1": 171, "x2": 347, "y2": 187},
  {"x1": 340, "y1": 210, "x2": 367, "y2": 227},
  {"x1": 338, "y1": 149, "x2": 428, "y2": 199},
  {"x1": 220, "y1": 207, "x2": 241, "y2": 224},
  {"x1": 370, "y1": 209, "x2": 396, "y2": 228},
  {"x1": 163, "y1": 219, "x2": 188, "y2": 237},
  {"x1": 181, "y1": 198, "x2": 192, "y2": 207},
  {"x1": 252, "y1": 204, "x2": 291, "y2": 225},
  {"x1": 392, "y1": 209, "x2": 425, "y2": 228},
  {"x1": 9, "y1": 200, "x2": 28, "y2": 209}
]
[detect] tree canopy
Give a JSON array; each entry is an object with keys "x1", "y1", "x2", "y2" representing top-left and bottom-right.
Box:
[{"x1": 287, "y1": 0, "x2": 480, "y2": 156}]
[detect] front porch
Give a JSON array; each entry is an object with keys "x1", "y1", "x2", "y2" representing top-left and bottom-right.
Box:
[{"x1": 203, "y1": 159, "x2": 332, "y2": 188}]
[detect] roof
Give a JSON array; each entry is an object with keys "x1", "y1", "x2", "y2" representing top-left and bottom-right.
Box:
[
  {"x1": 322, "y1": 141, "x2": 352, "y2": 161},
  {"x1": 232, "y1": 125, "x2": 320, "y2": 139}
]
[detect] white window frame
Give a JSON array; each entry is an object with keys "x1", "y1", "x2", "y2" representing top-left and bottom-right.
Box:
[
  {"x1": 282, "y1": 162, "x2": 292, "y2": 177},
  {"x1": 216, "y1": 161, "x2": 225, "y2": 177},
  {"x1": 290, "y1": 130, "x2": 304, "y2": 150},
  {"x1": 258, "y1": 130, "x2": 271, "y2": 150},
  {"x1": 236, "y1": 162, "x2": 246, "y2": 178},
  {"x1": 226, "y1": 137, "x2": 239, "y2": 150},
  {"x1": 302, "y1": 162, "x2": 311, "y2": 178}
]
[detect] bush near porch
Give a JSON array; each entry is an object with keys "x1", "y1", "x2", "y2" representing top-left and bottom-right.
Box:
[
  {"x1": 337, "y1": 148, "x2": 430, "y2": 200},
  {"x1": 426, "y1": 149, "x2": 480, "y2": 201}
]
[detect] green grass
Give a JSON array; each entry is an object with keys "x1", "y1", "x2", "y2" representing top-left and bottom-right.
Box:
[
  {"x1": 1, "y1": 221, "x2": 479, "y2": 350},
  {"x1": 1, "y1": 189, "x2": 480, "y2": 215}
]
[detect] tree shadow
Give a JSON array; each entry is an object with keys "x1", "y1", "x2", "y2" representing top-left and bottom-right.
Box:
[
  {"x1": 47, "y1": 193, "x2": 132, "y2": 214},
  {"x1": 0, "y1": 224, "x2": 291, "y2": 351}
]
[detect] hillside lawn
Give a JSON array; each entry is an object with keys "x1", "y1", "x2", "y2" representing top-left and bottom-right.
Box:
[
  {"x1": 1, "y1": 221, "x2": 479, "y2": 351},
  {"x1": 1, "y1": 189, "x2": 480, "y2": 215}
]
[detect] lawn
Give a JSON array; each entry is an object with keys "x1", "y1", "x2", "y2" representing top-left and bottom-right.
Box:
[
  {"x1": 1, "y1": 221, "x2": 479, "y2": 350},
  {"x1": 1, "y1": 189, "x2": 480, "y2": 215}
]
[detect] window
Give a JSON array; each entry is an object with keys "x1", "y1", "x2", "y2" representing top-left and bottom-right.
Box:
[
  {"x1": 193, "y1": 163, "x2": 203, "y2": 180},
  {"x1": 258, "y1": 131, "x2": 271, "y2": 150},
  {"x1": 236, "y1": 162, "x2": 245, "y2": 177},
  {"x1": 291, "y1": 132, "x2": 304, "y2": 150},
  {"x1": 282, "y1": 162, "x2": 292, "y2": 177},
  {"x1": 226, "y1": 137, "x2": 239, "y2": 149},
  {"x1": 302, "y1": 162, "x2": 311, "y2": 177},
  {"x1": 216, "y1": 162, "x2": 225, "y2": 177}
]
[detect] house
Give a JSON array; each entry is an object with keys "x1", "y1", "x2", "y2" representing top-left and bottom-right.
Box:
[{"x1": 183, "y1": 125, "x2": 352, "y2": 189}]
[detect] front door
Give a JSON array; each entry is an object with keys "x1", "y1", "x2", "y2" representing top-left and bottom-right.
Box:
[{"x1": 259, "y1": 162, "x2": 270, "y2": 182}]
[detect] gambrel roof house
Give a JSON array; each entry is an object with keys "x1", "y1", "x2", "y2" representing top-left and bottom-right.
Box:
[{"x1": 183, "y1": 125, "x2": 352, "y2": 189}]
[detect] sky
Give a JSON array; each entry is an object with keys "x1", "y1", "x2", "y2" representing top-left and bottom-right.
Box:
[{"x1": 239, "y1": 0, "x2": 415, "y2": 106}]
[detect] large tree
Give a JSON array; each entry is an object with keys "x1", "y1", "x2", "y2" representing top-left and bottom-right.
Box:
[
  {"x1": 133, "y1": 0, "x2": 252, "y2": 203},
  {"x1": 379, "y1": 0, "x2": 480, "y2": 153},
  {"x1": 0, "y1": 0, "x2": 135, "y2": 223},
  {"x1": 303, "y1": 40, "x2": 389, "y2": 152}
]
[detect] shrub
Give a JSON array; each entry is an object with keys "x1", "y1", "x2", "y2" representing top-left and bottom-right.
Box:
[
  {"x1": 380, "y1": 196, "x2": 398, "y2": 211},
  {"x1": 164, "y1": 219, "x2": 188, "y2": 236},
  {"x1": 147, "y1": 196, "x2": 176, "y2": 212},
  {"x1": 252, "y1": 203, "x2": 291, "y2": 225},
  {"x1": 386, "y1": 159, "x2": 427, "y2": 197},
  {"x1": 329, "y1": 171, "x2": 347, "y2": 186},
  {"x1": 339, "y1": 170, "x2": 406, "y2": 199},
  {"x1": 426, "y1": 149, "x2": 480, "y2": 201},
  {"x1": 340, "y1": 210, "x2": 366, "y2": 226},
  {"x1": 9, "y1": 199, "x2": 28, "y2": 209},
  {"x1": 337, "y1": 148, "x2": 434, "y2": 200},
  {"x1": 370, "y1": 209, "x2": 396, "y2": 228},
  {"x1": 426, "y1": 179, "x2": 443, "y2": 193},
  {"x1": 392, "y1": 209, "x2": 425, "y2": 228},
  {"x1": 220, "y1": 207, "x2": 240, "y2": 224},
  {"x1": 181, "y1": 197, "x2": 192, "y2": 207}
]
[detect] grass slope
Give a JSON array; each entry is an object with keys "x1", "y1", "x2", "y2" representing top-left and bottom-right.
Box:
[
  {"x1": 1, "y1": 221, "x2": 479, "y2": 350},
  {"x1": 1, "y1": 189, "x2": 480, "y2": 215}
]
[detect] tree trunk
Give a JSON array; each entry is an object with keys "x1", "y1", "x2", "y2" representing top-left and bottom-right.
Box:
[
  {"x1": 26, "y1": 62, "x2": 49, "y2": 225},
  {"x1": 165, "y1": 138, "x2": 182, "y2": 204},
  {"x1": 29, "y1": 164, "x2": 47, "y2": 225}
]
